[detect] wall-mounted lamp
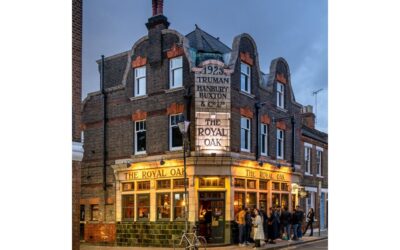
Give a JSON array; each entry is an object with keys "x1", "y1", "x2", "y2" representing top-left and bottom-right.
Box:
[
  {"x1": 160, "y1": 159, "x2": 165, "y2": 165},
  {"x1": 258, "y1": 161, "x2": 263, "y2": 167}
]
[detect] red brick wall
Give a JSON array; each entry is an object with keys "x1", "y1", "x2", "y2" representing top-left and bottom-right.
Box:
[
  {"x1": 84, "y1": 223, "x2": 116, "y2": 243},
  {"x1": 73, "y1": 0, "x2": 82, "y2": 142}
]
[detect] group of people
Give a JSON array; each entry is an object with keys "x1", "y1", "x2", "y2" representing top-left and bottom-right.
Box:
[{"x1": 235, "y1": 205, "x2": 315, "y2": 248}]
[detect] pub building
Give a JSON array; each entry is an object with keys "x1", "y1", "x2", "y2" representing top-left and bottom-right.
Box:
[{"x1": 80, "y1": 0, "x2": 328, "y2": 246}]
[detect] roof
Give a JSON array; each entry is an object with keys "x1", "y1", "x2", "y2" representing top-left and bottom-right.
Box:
[
  {"x1": 186, "y1": 25, "x2": 231, "y2": 54},
  {"x1": 301, "y1": 125, "x2": 328, "y2": 144}
]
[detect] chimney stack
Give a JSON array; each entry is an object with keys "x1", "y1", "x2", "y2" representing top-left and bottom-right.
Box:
[
  {"x1": 146, "y1": 0, "x2": 169, "y2": 64},
  {"x1": 302, "y1": 105, "x2": 316, "y2": 129}
]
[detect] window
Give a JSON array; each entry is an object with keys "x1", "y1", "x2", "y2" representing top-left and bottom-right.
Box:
[
  {"x1": 90, "y1": 204, "x2": 99, "y2": 221},
  {"x1": 134, "y1": 66, "x2": 146, "y2": 96},
  {"x1": 240, "y1": 62, "x2": 251, "y2": 93},
  {"x1": 170, "y1": 56, "x2": 183, "y2": 88},
  {"x1": 241, "y1": 117, "x2": 251, "y2": 152},
  {"x1": 277, "y1": 82, "x2": 284, "y2": 109},
  {"x1": 137, "y1": 181, "x2": 150, "y2": 190},
  {"x1": 170, "y1": 113, "x2": 184, "y2": 150},
  {"x1": 173, "y1": 178, "x2": 187, "y2": 189},
  {"x1": 247, "y1": 180, "x2": 256, "y2": 189},
  {"x1": 317, "y1": 150, "x2": 323, "y2": 176},
  {"x1": 157, "y1": 179, "x2": 171, "y2": 189},
  {"x1": 261, "y1": 124, "x2": 268, "y2": 156},
  {"x1": 80, "y1": 205, "x2": 85, "y2": 221},
  {"x1": 272, "y1": 193, "x2": 280, "y2": 208},
  {"x1": 259, "y1": 193, "x2": 267, "y2": 211},
  {"x1": 137, "y1": 194, "x2": 150, "y2": 220},
  {"x1": 157, "y1": 193, "x2": 171, "y2": 220},
  {"x1": 276, "y1": 129, "x2": 284, "y2": 159},
  {"x1": 281, "y1": 183, "x2": 289, "y2": 191},
  {"x1": 135, "y1": 120, "x2": 146, "y2": 154},
  {"x1": 122, "y1": 195, "x2": 134, "y2": 220},
  {"x1": 305, "y1": 146, "x2": 312, "y2": 174},
  {"x1": 122, "y1": 182, "x2": 135, "y2": 191},
  {"x1": 272, "y1": 182, "x2": 280, "y2": 191},
  {"x1": 173, "y1": 193, "x2": 186, "y2": 220},
  {"x1": 199, "y1": 177, "x2": 225, "y2": 188},
  {"x1": 234, "y1": 178, "x2": 245, "y2": 188},
  {"x1": 281, "y1": 194, "x2": 289, "y2": 208},
  {"x1": 234, "y1": 192, "x2": 245, "y2": 216},
  {"x1": 246, "y1": 192, "x2": 257, "y2": 209},
  {"x1": 259, "y1": 180, "x2": 268, "y2": 190}
]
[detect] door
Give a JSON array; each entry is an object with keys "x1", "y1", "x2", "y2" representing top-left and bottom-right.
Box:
[
  {"x1": 198, "y1": 192, "x2": 225, "y2": 244},
  {"x1": 320, "y1": 193, "x2": 325, "y2": 229}
]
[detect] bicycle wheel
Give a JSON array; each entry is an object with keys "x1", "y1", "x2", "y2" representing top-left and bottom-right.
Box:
[
  {"x1": 173, "y1": 235, "x2": 190, "y2": 250},
  {"x1": 193, "y1": 236, "x2": 207, "y2": 250}
]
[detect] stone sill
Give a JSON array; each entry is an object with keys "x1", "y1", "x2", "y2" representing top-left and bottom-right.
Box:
[
  {"x1": 276, "y1": 106, "x2": 288, "y2": 113},
  {"x1": 165, "y1": 86, "x2": 184, "y2": 93},
  {"x1": 130, "y1": 95, "x2": 148, "y2": 101},
  {"x1": 239, "y1": 91, "x2": 255, "y2": 99}
]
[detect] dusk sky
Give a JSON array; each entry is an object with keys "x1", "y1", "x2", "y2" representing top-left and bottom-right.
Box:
[{"x1": 83, "y1": 0, "x2": 328, "y2": 132}]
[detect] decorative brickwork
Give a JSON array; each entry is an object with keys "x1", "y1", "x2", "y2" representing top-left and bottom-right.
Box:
[
  {"x1": 276, "y1": 121, "x2": 287, "y2": 130},
  {"x1": 276, "y1": 72, "x2": 287, "y2": 84},
  {"x1": 131, "y1": 56, "x2": 147, "y2": 68},
  {"x1": 240, "y1": 107, "x2": 253, "y2": 119},
  {"x1": 166, "y1": 103, "x2": 184, "y2": 115},
  {"x1": 261, "y1": 114, "x2": 271, "y2": 124},
  {"x1": 240, "y1": 52, "x2": 254, "y2": 66},
  {"x1": 166, "y1": 43, "x2": 184, "y2": 59},
  {"x1": 132, "y1": 110, "x2": 147, "y2": 121}
]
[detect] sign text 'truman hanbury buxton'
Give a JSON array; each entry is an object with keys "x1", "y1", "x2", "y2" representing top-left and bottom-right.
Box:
[{"x1": 194, "y1": 60, "x2": 232, "y2": 153}]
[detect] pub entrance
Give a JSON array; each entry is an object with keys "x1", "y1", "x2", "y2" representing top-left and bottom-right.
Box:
[{"x1": 198, "y1": 192, "x2": 225, "y2": 244}]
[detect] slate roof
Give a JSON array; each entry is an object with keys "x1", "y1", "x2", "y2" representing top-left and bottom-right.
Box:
[
  {"x1": 301, "y1": 125, "x2": 328, "y2": 144},
  {"x1": 186, "y1": 25, "x2": 231, "y2": 54}
]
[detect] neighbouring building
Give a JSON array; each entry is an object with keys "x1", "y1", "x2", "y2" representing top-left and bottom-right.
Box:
[{"x1": 80, "y1": 0, "x2": 327, "y2": 246}]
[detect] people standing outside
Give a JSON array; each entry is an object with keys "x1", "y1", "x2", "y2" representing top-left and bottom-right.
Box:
[
  {"x1": 276, "y1": 206, "x2": 282, "y2": 238},
  {"x1": 236, "y1": 206, "x2": 246, "y2": 247},
  {"x1": 291, "y1": 207, "x2": 299, "y2": 241},
  {"x1": 259, "y1": 206, "x2": 268, "y2": 244},
  {"x1": 303, "y1": 208, "x2": 315, "y2": 236},
  {"x1": 267, "y1": 207, "x2": 279, "y2": 244},
  {"x1": 252, "y1": 208, "x2": 265, "y2": 249},
  {"x1": 245, "y1": 207, "x2": 252, "y2": 245},
  {"x1": 204, "y1": 207, "x2": 213, "y2": 241},
  {"x1": 295, "y1": 206, "x2": 304, "y2": 239},
  {"x1": 280, "y1": 206, "x2": 291, "y2": 240}
]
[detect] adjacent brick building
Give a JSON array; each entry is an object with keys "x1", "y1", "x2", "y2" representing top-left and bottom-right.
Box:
[{"x1": 80, "y1": 0, "x2": 328, "y2": 246}]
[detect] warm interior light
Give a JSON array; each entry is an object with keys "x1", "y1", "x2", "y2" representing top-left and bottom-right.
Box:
[{"x1": 203, "y1": 177, "x2": 220, "y2": 180}]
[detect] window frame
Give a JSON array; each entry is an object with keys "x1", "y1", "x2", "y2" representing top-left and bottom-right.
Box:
[
  {"x1": 276, "y1": 82, "x2": 285, "y2": 109},
  {"x1": 241, "y1": 117, "x2": 251, "y2": 152},
  {"x1": 260, "y1": 123, "x2": 268, "y2": 156},
  {"x1": 304, "y1": 146, "x2": 312, "y2": 175},
  {"x1": 316, "y1": 149, "x2": 323, "y2": 176},
  {"x1": 156, "y1": 193, "x2": 171, "y2": 220},
  {"x1": 276, "y1": 129, "x2": 284, "y2": 159},
  {"x1": 134, "y1": 120, "x2": 146, "y2": 154},
  {"x1": 169, "y1": 113, "x2": 184, "y2": 151},
  {"x1": 173, "y1": 192, "x2": 186, "y2": 220},
  {"x1": 240, "y1": 62, "x2": 251, "y2": 93},
  {"x1": 134, "y1": 66, "x2": 146, "y2": 97},
  {"x1": 121, "y1": 195, "x2": 135, "y2": 221},
  {"x1": 169, "y1": 56, "x2": 183, "y2": 89},
  {"x1": 136, "y1": 193, "x2": 150, "y2": 221}
]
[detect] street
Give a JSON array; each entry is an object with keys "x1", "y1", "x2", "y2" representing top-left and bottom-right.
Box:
[{"x1": 280, "y1": 239, "x2": 328, "y2": 250}]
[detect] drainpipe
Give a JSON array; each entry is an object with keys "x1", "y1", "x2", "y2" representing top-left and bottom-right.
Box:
[
  {"x1": 101, "y1": 55, "x2": 107, "y2": 192},
  {"x1": 254, "y1": 103, "x2": 261, "y2": 161},
  {"x1": 291, "y1": 116, "x2": 295, "y2": 172}
]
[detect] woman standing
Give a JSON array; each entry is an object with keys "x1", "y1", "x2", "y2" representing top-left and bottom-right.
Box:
[
  {"x1": 267, "y1": 207, "x2": 279, "y2": 244},
  {"x1": 303, "y1": 208, "x2": 315, "y2": 236},
  {"x1": 252, "y1": 208, "x2": 265, "y2": 249}
]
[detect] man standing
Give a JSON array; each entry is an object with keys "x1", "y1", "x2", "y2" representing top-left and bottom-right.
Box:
[
  {"x1": 291, "y1": 207, "x2": 299, "y2": 241},
  {"x1": 296, "y1": 206, "x2": 304, "y2": 239},
  {"x1": 245, "y1": 207, "x2": 252, "y2": 245},
  {"x1": 280, "y1": 206, "x2": 291, "y2": 240},
  {"x1": 235, "y1": 206, "x2": 246, "y2": 247}
]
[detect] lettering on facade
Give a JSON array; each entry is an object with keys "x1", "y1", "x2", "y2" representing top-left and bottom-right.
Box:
[
  {"x1": 123, "y1": 167, "x2": 184, "y2": 180},
  {"x1": 195, "y1": 62, "x2": 231, "y2": 153},
  {"x1": 246, "y1": 170, "x2": 256, "y2": 178}
]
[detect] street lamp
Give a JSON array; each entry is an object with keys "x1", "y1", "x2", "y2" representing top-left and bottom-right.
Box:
[{"x1": 178, "y1": 120, "x2": 190, "y2": 233}]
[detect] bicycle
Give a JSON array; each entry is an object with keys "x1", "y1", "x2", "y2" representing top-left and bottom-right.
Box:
[{"x1": 173, "y1": 226, "x2": 207, "y2": 250}]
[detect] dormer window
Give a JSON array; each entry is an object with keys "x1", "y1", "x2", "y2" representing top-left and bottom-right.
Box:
[
  {"x1": 277, "y1": 82, "x2": 285, "y2": 109},
  {"x1": 240, "y1": 62, "x2": 251, "y2": 93},
  {"x1": 134, "y1": 66, "x2": 146, "y2": 96},
  {"x1": 169, "y1": 56, "x2": 183, "y2": 89}
]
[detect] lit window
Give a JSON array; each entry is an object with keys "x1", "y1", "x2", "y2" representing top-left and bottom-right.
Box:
[
  {"x1": 157, "y1": 179, "x2": 171, "y2": 189},
  {"x1": 134, "y1": 66, "x2": 146, "y2": 96},
  {"x1": 247, "y1": 180, "x2": 256, "y2": 189},
  {"x1": 135, "y1": 120, "x2": 146, "y2": 154},
  {"x1": 234, "y1": 192, "x2": 245, "y2": 217},
  {"x1": 317, "y1": 150, "x2": 323, "y2": 176},
  {"x1": 277, "y1": 82, "x2": 284, "y2": 109},
  {"x1": 241, "y1": 62, "x2": 251, "y2": 93},
  {"x1": 276, "y1": 129, "x2": 284, "y2": 159},
  {"x1": 137, "y1": 194, "x2": 150, "y2": 220},
  {"x1": 173, "y1": 178, "x2": 187, "y2": 189},
  {"x1": 234, "y1": 178, "x2": 246, "y2": 188},
  {"x1": 241, "y1": 117, "x2": 251, "y2": 152},
  {"x1": 122, "y1": 195, "x2": 134, "y2": 221},
  {"x1": 259, "y1": 181, "x2": 268, "y2": 190},
  {"x1": 170, "y1": 113, "x2": 184, "y2": 150},
  {"x1": 246, "y1": 192, "x2": 257, "y2": 208},
  {"x1": 304, "y1": 146, "x2": 312, "y2": 174},
  {"x1": 157, "y1": 193, "x2": 171, "y2": 220},
  {"x1": 137, "y1": 181, "x2": 150, "y2": 190},
  {"x1": 173, "y1": 193, "x2": 186, "y2": 220},
  {"x1": 261, "y1": 124, "x2": 268, "y2": 156},
  {"x1": 122, "y1": 182, "x2": 135, "y2": 191},
  {"x1": 170, "y1": 56, "x2": 183, "y2": 88}
]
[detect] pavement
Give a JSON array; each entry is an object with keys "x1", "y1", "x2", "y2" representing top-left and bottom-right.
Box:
[{"x1": 80, "y1": 229, "x2": 328, "y2": 250}]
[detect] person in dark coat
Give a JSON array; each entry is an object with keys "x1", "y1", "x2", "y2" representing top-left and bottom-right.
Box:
[
  {"x1": 296, "y1": 206, "x2": 305, "y2": 239},
  {"x1": 245, "y1": 208, "x2": 253, "y2": 245},
  {"x1": 204, "y1": 208, "x2": 213, "y2": 240},
  {"x1": 267, "y1": 207, "x2": 279, "y2": 244},
  {"x1": 303, "y1": 208, "x2": 315, "y2": 236},
  {"x1": 291, "y1": 207, "x2": 299, "y2": 240},
  {"x1": 280, "y1": 206, "x2": 291, "y2": 240}
]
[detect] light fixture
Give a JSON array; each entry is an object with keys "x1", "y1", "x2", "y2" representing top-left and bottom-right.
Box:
[
  {"x1": 178, "y1": 120, "x2": 190, "y2": 134},
  {"x1": 258, "y1": 161, "x2": 263, "y2": 167},
  {"x1": 160, "y1": 159, "x2": 165, "y2": 165}
]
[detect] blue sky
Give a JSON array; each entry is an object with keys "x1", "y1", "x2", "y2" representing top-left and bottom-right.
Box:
[{"x1": 83, "y1": 0, "x2": 327, "y2": 132}]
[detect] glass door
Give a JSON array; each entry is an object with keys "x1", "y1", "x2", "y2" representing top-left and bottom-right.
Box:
[{"x1": 198, "y1": 192, "x2": 225, "y2": 244}]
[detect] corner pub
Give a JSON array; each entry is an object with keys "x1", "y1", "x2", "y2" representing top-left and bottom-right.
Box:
[{"x1": 80, "y1": 0, "x2": 327, "y2": 247}]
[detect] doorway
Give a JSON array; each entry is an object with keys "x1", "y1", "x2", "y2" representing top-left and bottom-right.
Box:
[{"x1": 198, "y1": 192, "x2": 225, "y2": 244}]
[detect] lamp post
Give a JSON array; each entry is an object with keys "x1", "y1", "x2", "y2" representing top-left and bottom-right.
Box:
[{"x1": 178, "y1": 120, "x2": 190, "y2": 233}]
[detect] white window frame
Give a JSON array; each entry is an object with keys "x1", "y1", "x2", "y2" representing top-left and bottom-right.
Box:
[
  {"x1": 304, "y1": 145, "x2": 312, "y2": 175},
  {"x1": 241, "y1": 117, "x2": 251, "y2": 152},
  {"x1": 169, "y1": 56, "x2": 183, "y2": 89},
  {"x1": 277, "y1": 82, "x2": 285, "y2": 109},
  {"x1": 135, "y1": 120, "x2": 146, "y2": 154},
  {"x1": 134, "y1": 66, "x2": 146, "y2": 96},
  {"x1": 169, "y1": 113, "x2": 184, "y2": 151},
  {"x1": 240, "y1": 62, "x2": 251, "y2": 93},
  {"x1": 276, "y1": 129, "x2": 284, "y2": 159},
  {"x1": 260, "y1": 123, "x2": 268, "y2": 156},
  {"x1": 316, "y1": 149, "x2": 323, "y2": 177}
]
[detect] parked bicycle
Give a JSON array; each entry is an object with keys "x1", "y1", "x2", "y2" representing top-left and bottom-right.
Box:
[{"x1": 173, "y1": 226, "x2": 207, "y2": 250}]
